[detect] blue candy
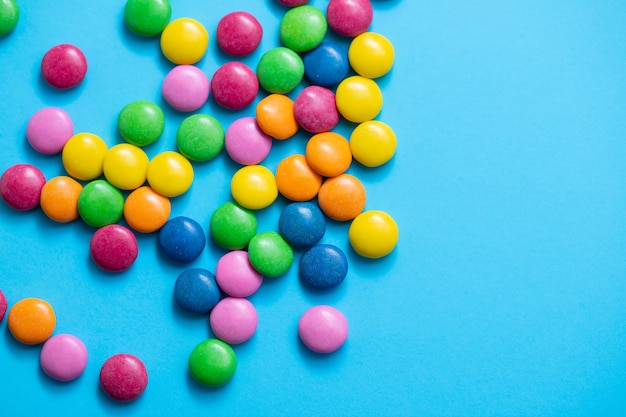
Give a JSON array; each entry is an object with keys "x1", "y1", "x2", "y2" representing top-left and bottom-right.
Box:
[
  {"x1": 303, "y1": 41, "x2": 350, "y2": 87},
  {"x1": 278, "y1": 202, "x2": 325, "y2": 248},
  {"x1": 158, "y1": 216, "x2": 206, "y2": 263},
  {"x1": 299, "y1": 243, "x2": 348, "y2": 290},
  {"x1": 174, "y1": 268, "x2": 221, "y2": 314}
]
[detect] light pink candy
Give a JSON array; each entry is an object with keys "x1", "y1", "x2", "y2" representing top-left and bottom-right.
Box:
[
  {"x1": 40, "y1": 334, "x2": 88, "y2": 381},
  {"x1": 215, "y1": 250, "x2": 263, "y2": 297},
  {"x1": 225, "y1": 117, "x2": 272, "y2": 165},
  {"x1": 298, "y1": 305, "x2": 348, "y2": 353},
  {"x1": 26, "y1": 107, "x2": 74, "y2": 154},
  {"x1": 210, "y1": 297, "x2": 258, "y2": 344},
  {"x1": 162, "y1": 65, "x2": 210, "y2": 112}
]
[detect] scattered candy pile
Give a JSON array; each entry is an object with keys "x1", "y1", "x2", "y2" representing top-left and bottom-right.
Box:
[{"x1": 0, "y1": 0, "x2": 400, "y2": 402}]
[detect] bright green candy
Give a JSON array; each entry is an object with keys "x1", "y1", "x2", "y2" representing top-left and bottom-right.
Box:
[
  {"x1": 0, "y1": 0, "x2": 19, "y2": 37},
  {"x1": 124, "y1": 0, "x2": 171, "y2": 37},
  {"x1": 176, "y1": 114, "x2": 224, "y2": 162},
  {"x1": 78, "y1": 180, "x2": 125, "y2": 228},
  {"x1": 279, "y1": 5, "x2": 327, "y2": 53},
  {"x1": 210, "y1": 201, "x2": 257, "y2": 250},
  {"x1": 118, "y1": 100, "x2": 165, "y2": 146},
  {"x1": 248, "y1": 231, "x2": 294, "y2": 277},
  {"x1": 256, "y1": 47, "x2": 304, "y2": 94},
  {"x1": 188, "y1": 339, "x2": 237, "y2": 387}
]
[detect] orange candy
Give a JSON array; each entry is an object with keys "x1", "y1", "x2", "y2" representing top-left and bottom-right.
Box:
[
  {"x1": 8, "y1": 297, "x2": 56, "y2": 345},
  {"x1": 123, "y1": 186, "x2": 171, "y2": 233},
  {"x1": 39, "y1": 176, "x2": 83, "y2": 222},
  {"x1": 305, "y1": 131, "x2": 352, "y2": 177},
  {"x1": 275, "y1": 154, "x2": 322, "y2": 201},
  {"x1": 255, "y1": 94, "x2": 299, "y2": 140},
  {"x1": 317, "y1": 173, "x2": 366, "y2": 221}
]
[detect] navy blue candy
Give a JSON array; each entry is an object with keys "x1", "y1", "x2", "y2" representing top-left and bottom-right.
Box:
[
  {"x1": 303, "y1": 41, "x2": 350, "y2": 87},
  {"x1": 279, "y1": 202, "x2": 325, "y2": 248},
  {"x1": 174, "y1": 268, "x2": 221, "y2": 314},
  {"x1": 158, "y1": 216, "x2": 206, "y2": 263},
  {"x1": 300, "y1": 244, "x2": 348, "y2": 290}
]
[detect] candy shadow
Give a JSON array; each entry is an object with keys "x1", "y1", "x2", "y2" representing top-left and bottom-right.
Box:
[
  {"x1": 294, "y1": 330, "x2": 349, "y2": 372},
  {"x1": 116, "y1": 9, "x2": 162, "y2": 59},
  {"x1": 371, "y1": 0, "x2": 403, "y2": 11},
  {"x1": 35, "y1": 62, "x2": 87, "y2": 107}
]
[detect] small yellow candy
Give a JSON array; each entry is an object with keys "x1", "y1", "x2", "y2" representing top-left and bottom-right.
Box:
[
  {"x1": 103, "y1": 143, "x2": 149, "y2": 190},
  {"x1": 348, "y1": 210, "x2": 398, "y2": 258},
  {"x1": 146, "y1": 151, "x2": 194, "y2": 197},
  {"x1": 348, "y1": 32, "x2": 395, "y2": 79},
  {"x1": 335, "y1": 76, "x2": 383, "y2": 123},
  {"x1": 349, "y1": 121, "x2": 397, "y2": 167},
  {"x1": 231, "y1": 165, "x2": 277, "y2": 210},
  {"x1": 62, "y1": 132, "x2": 108, "y2": 181},
  {"x1": 160, "y1": 17, "x2": 208, "y2": 65}
]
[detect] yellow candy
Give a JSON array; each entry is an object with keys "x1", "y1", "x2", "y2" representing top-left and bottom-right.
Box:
[
  {"x1": 231, "y1": 165, "x2": 277, "y2": 210},
  {"x1": 160, "y1": 17, "x2": 208, "y2": 65},
  {"x1": 348, "y1": 32, "x2": 395, "y2": 79},
  {"x1": 103, "y1": 143, "x2": 149, "y2": 190},
  {"x1": 335, "y1": 76, "x2": 383, "y2": 123},
  {"x1": 146, "y1": 151, "x2": 194, "y2": 197},
  {"x1": 349, "y1": 121, "x2": 397, "y2": 167},
  {"x1": 348, "y1": 210, "x2": 398, "y2": 258},
  {"x1": 62, "y1": 132, "x2": 108, "y2": 181}
]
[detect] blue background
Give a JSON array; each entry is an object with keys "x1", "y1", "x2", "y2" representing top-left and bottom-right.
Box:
[{"x1": 1, "y1": 0, "x2": 626, "y2": 416}]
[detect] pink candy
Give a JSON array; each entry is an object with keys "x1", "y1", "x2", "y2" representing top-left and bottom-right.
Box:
[
  {"x1": 326, "y1": 0, "x2": 373, "y2": 38},
  {"x1": 40, "y1": 334, "x2": 88, "y2": 382},
  {"x1": 216, "y1": 11, "x2": 263, "y2": 56},
  {"x1": 298, "y1": 305, "x2": 348, "y2": 353},
  {"x1": 215, "y1": 250, "x2": 263, "y2": 297},
  {"x1": 294, "y1": 85, "x2": 339, "y2": 133},
  {"x1": 225, "y1": 117, "x2": 272, "y2": 165},
  {"x1": 210, "y1": 297, "x2": 258, "y2": 344},
  {"x1": 162, "y1": 65, "x2": 210, "y2": 112},
  {"x1": 40, "y1": 44, "x2": 88, "y2": 89},
  {"x1": 277, "y1": 0, "x2": 309, "y2": 6},
  {"x1": 0, "y1": 289, "x2": 7, "y2": 322},
  {"x1": 211, "y1": 61, "x2": 258, "y2": 110},
  {"x1": 100, "y1": 353, "x2": 148, "y2": 402},
  {"x1": 90, "y1": 224, "x2": 138, "y2": 272},
  {"x1": 0, "y1": 163, "x2": 46, "y2": 211},
  {"x1": 26, "y1": 108, "x2": 74, "y2": 154}
]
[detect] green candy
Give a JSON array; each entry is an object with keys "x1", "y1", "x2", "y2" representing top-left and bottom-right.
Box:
[
  {"x1": 188, "y1": 339, "x2": 237, "y2": 387},
  {"x1": 256, "y1": 47, "x2": 304, "y2": 94},
  {"x1": 0, "y1": 0, "x2": 19, "y2": 37},
  {"x1": 176, "y1": 114, "x2": 224, "y2": 162},
  {"x1": 210, "y1": 202, "x2": 257, "y2": 250},
  {"x1": 248, "y1": 231, "x2": 294, "y2": 278},
  {"x1": 279, "y1": 5, "x2": 327, "y2": 53},
  {"x1": 78, "y1": 180, "x2": 125, "y2": 228},
  {"x1": 118, "y1": 100, "x2": 165, "y2": 146},
  {"x1": 124, "y1": 0, "x2": 171, "y2": 37}
]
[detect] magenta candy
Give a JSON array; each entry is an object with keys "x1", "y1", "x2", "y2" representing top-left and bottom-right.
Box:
[
  {"x1": 298, "y1": 305, "x2": 348, "y2": 353},
  {"x1": 294, "y1": 86, "x2": 339, "y2": 133},
  {"x1": 215, "y1": 250, "x2": 263, "y2": 297},
  {"x1": 210, "y1": 297, "x2": 258, "y2": 344},
  {"x1": 277, "y1": 0, "x2": 309, "y2": 6},
  {"x1": 41, "y1": 44, "x2": 88, "y2": 89},
  {"x1": 326, "y1": 0, "x2": 373, "y2": 37},
  {"x1": 211, "y1": 62, "x2": 258, "y2": 110},
  {"x1": 26, "y1": 108, "x2": 74, "y2": 154},
  {"x1": 0, "y1": 163, "x2": 46, "y2": 211},
  {"x1": 216, "y1": 11, "x2": 263, "y2": 56},
  {"x1": 0, "y1": 289, "x2": 7, "y2": 322},
  {"x1": 40, "y1": 334, "x2": 88, "y2": 382},
  {"x1": 100, "y1": 353, "x2": 148, "y2": 402},
  {"x1": 90, "y1": 224, "x2": 138, "y2": 272},
  {"x1": 162, "y1": 65, "x2": 210, "y2": 112},
  {"x1": 225, "y1": 117, "x2": 272, "y2": 165}
]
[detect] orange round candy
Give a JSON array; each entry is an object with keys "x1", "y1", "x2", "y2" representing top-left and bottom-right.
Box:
[
  {"x1": 256, "y1": 94, "x2": 298, "y2": 140},
  {"x1": 40, "y1": 176, "x2": 82, "y2": 222},
  {"x1": 317, "y1": 173, "x2": 366, "y2": 221},
  {"x1": 305, "y1": 131, "x2": 352, "y2": 177},
  {"x1": 275, "y1": 154, "x2": 322, "y2": 201},
  {"x1": 8, "y1": 298, "x2": 56, "y2": 345},
  {"x1": 123, "y1": 186, "x2": 171, "y2": 233}
]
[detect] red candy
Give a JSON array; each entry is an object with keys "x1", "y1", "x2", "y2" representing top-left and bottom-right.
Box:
[
  {"x1": 216, "y1": 11, "x2": 263, "y2": 56},
  {"x1": 90, "y1": 224, "x2": 139, "y2": 272},
  {"x1": 294, "y1": 85, "x2": 339, "y2": 133},
  {"x1": 99, "y1": 353, "x2": 148, "y2": 402},
  {"x1": 40, "y1": 44, "x2": 88, "y2": 89},
  {"x1": 277, "y1": 0, "x2": 309, "y2": 6},
  {"x1": 0, "y1": 290, "x2": 7, "y2": 322},
  {"x1": 211, "y1": 61, "x2": 259, "y2": 110},
  {"x1": 0, "y1": 163, "x2": 46, "y2": 211},
  {"x1": 326, "y1": 0, "x2": 373, "y2": 37}
]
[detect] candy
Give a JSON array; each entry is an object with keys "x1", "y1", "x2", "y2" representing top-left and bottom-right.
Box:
[
  {"x1": 102, "y1": 143, "x2": 149, "y2": 190},
  {"x1": 248, "y1": 231, "x2": 294, "y2": 277},
  {"x1": 294, "y1": 86, "x2": 339, "y2": 133},
  {"x1": 162, "y1": 65, "x2": 210, "y2": 112},
  {"x1": 40, "y1": 334, "x2": 88, "y2": 382},
  {"x1": 0, "y1": 0, "x2": 19, "y2": 36},
  {"x1": 188, "y1": 339, "x2": 237, "y2": 387},
  {"x1": 90, "y1": 224, "x2": 139, "y2": 272},
  {"x1": 40, "y1": 44, "x2": 87, "y2": 89},
  {"x1": 348, "y1": 210, "x2": 398, "y2": 258},
  {"x1": 124, "y1": 0, "x2": 171, "y2": 37},
  {"x1": 78, "y1": 180, "x2": 125, "y2": 227},
  {"x1": 278, "y1": 202, "x2": 325, "y2": 248},
  {"x1": 230, "y1": 165, "x2": 278, "y2": 210},
  {"x1": 26, "y1": 107, "x2": 74, "y2": 154},
  {"x1": 255, "y1": 94, "x2": 298, "y2": 140},
  {"x1": 277, "y1": 0, "x2": 309, "y2": 6},
  {"x1": 123, "y1": 186, "x2": 171, "y2": 233},
  {"x1": 174, "y1": 268, "x2": 221, "y2": 314},
  {"x1": 209, "y1": 201, "x2": 257, "y2": 250},
  {"x1": 146, "y1": 151, "x2": 194, "y2": 197},
  {"x1": 0, "y1": 289, "x2": 7, "y2": 322},
  {"x1": 326, "y1": 0, "x2": 373, "y2": 38},
  {"x1": 279, "y1": 5, "x2": 327, "y2": 52},
  {"x1": 349, "y1": 32, "x2": 395, "y2": 78},
  {"x1": 300, "y1": 244, "x2": 348, "y2": 290},
  {"x1": 62, "y1": 132, "x2": 108, "y2": 181},
  {"x1": 176, "y1": 114, "x2": 224, "y2": 162},
  {"x1": 0, "y1": 163, "x2": 46, "y2": 210},
  {"x1": 7, "y1": 297, "x2": 56, "y2": 345},
  {"x1": 335, "y1": 75, "x2": 383, "y2": 123},
  {"x1": 40, "y1": 176, "x2": 82, "y2": 222},
  {"x1": 305, "y1": 131, "x2": 352, "y2": 177},
  {"x1": 303, "y1": 41, "x2": 349, "y2": 87},
  {"x1": 225, "y1": 117, "x2": 272, "y2": 165},
  {"x1": 210, "y1": 297, "x2": 258, "y2": 344},
  {"x1": 160, "y1": 17, "x2": 208, "y2": 64},
  {"x1": 349, "y1": 120, "x2": 397, "y2": 167},
  {"x1": 215, "y1": 250, "x2": 263, "y2": 297},
  {"x1": 298, "y1": 305, "x2": 348, "y2": 353},
  {"x1": 317, "y1": 173, "x2": 366, "y2": 221},
  {"x1": 216, "y1": 11, "x2": 263, "y2": 56},
  {"x1": 117, "y1": 100, "x2": 165, "y2": 146},
  {"x1": 275, "y1": 154, "x2": 322, "y2": 201},
  {"x1": 211, "y1": 61, "x2": 259, "y2": 110},
  {"x1": 158, "y1": 216, "x2": 206, "y2": 263},
  {"x1": 256, "y1": 47, "x2": 304, "y2": 94},
  {"x1": 99, "y1": 353, "x2": 148, "y2": 402}
]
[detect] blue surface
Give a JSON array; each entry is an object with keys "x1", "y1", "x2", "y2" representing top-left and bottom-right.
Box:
[{"x1": 1, "y1": 0, "x2": 626, "y2": 416}]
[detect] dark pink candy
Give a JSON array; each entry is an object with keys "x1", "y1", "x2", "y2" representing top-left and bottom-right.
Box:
[
  {"x1": 41, "y1": 44, "x2": 88, "y2": 89},
  {"x1": 294, "y1": 85, "x2": 339, "y2": 133},
  {"x1": 0, "y1": 290, "x2": 7, "y2": 322},
  {"x1": 211, "y1": 61, "x2": 259, "y2": 110},
  {"x1": 326, "y1": 0, "x2": 373, "y2": 37},
  {"x1": 100, "y1": 354, "x2": 148, "y2": 402},
  {"x1": 0, "y1": 163, "x2": 46, "y2": 211},
  {"x1": 216, "y1": 11, "x2": 263, "y2": 56},
  {"x1": 90, "y1": 225, "x2": 138, "y2": 272},
  {"x1": 277, "y1": 0, "x2": 309, "y2": 6}
]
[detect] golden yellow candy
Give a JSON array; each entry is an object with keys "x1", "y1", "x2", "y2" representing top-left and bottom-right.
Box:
[
  {"x1": 103, "y1": 144, "x2": 149, "y2": 190},
  {"x1": 146, "y1": 151, "x2": 194, "y2": 197},
  {"x1": 335, "y1": 76, "x2": 383, "y2": 123},
  {"x1": 349, "y1": 121, "x2": 397, "y2": 167},
  {"x1": 348, "y1": 32, "x2": 395, "y2": 79},
  {"x1": 160, "y1": 17, "x2": 208, "y2": 64},
  {"x1": 348, "y1": 210, "x2": 398, "y2": 258},
  {"x1": 231, "y1": 165, "x2": 278, "y2": 210},
  {"x1": 62, "y1": 132, "x2": 108, "y2": 181}
]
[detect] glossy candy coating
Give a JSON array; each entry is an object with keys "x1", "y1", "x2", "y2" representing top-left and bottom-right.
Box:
[
  {"x1": 7, "y1": 298, "x2": 56, "y2": 345},
  {"x1": 326, "y1": 0, "x2": 373, "y2": 37},
  {"x1": 174, "y1": 268, "x2": 221, "y2": 314},
  {"x1": 216, "y1": 11, "x2": 262, "y2": 56},
  {"x1": 348, "y1": 210, "x2": 398, "y2": 258},
  {"x1": 0, "y1": 0, "x2": 19, "y2": 36},
  {"x1": 317, "y1": 173, "x2": 366, "y2": 221},
  {"x1": 230, "y1": 165, "x2": 278, "y2": 210},
  {"x1": 209, "y1": 201, "x2": 257, "y2": 250},
  {"x1": 335, "y1": 75, "x2": 383, "y2": 123},
  {"x1": 278, "y1": 202, "x2": 325, "y2": 248},
  {"x1": 41, "y1": 44, "x2": 87, "y2": 89},
  {"x1": 225, "y1": 117, "x2": 272, "y2": 165},
  {"x1": 279, "y1": 5, "x2": 327, "y2": 52},
  {"x1": 256, "y1": 47, "x2": 304, "y2": 94},
  {"x1": 124, "y1": 0, "x2": 171, "y2": 36},
  {"x1": 294, "y1": 86, "x2": 339, "y2": 133},
  {"x1": 26, "y1": 107, "x2": 74, "y2": 154},
  {"x1": 305, "y1": 132, "x2": 352, "y2": 177},
  {"x1": 162, "y1": 65, "x2": 209, "y2": 112},
  {"x1": 300, "y1": 244, "x2": 348, "y2": 290},
  {"x1": 0, "y1": 163, "x2": 46, "y2": 211},
  {"x1": 40, "y1": 334, "x2": 88, "y2": 382},
  {"x1": 40, "y1": 176, "x2": 82, "y2": 222},
  {"x1": 99, "y1": 354, "x2": 148, "y2": 402},
  {"x1": 0, "y1": 289, "x2": 7, "y2": 322},
  {"x1": 215, "y1": 250, "x2": 263, "y2": 297},
  {"x1": 177, "y1": 114, "x2": 224, "y2": 162},
  {"x1": 275, "y1": 154, "x2": 322, "y2": 202},
  {"x1": 349, "y1": 32, "x2": 395, "y2": 79},
  {"x1": 77, "y1": 180, "x2": 125, "y2": 228},
  {"x1": 303, "y1": 41, "x2": 349, "y2": 87},
  {"x1": 117, "y1": 100, "x2": 165, "y2": 146},
  {"x1": 298, "y1": 305, "x2": 348, "y2": 353},
  {"x1": 90, "y1": 224, "x2": 139, "y2": 272},
  {"x1": 188, "y1": 339, "x2": 237, "y2": 387},
  {"x1": 158, "y1": 216, "x2": 205, "y2": 263},
  {"x1": 160, "y1": 17, "x2": 208, "y2": 64},
  {"x1": 248, "y1": 231, "x2": 294, "y2": 277},
  {"x1": 123, "y1": 186, "x2": 171, "y2": 233},
  {"x1": 349, "y1": 120, "x2": 397, "y2": 167},
  {"x1": 210, "y1": 297, "x2": 258, "y2": 344},
  {"x1": 62, "y1": 132, "x2": 108, "y2": 181},
  {"x1": 146, "y1": 151, "x2": 194, "y2": 197},
  {"x1": 255, "y1": 94, "x2": 298, "y2": 140},
  {"x1": 211, "y1": 61, "x2": 258, "y2": 110},
  {"x1": 103, "y1": 143, "x2": 149, "y2": 190}
]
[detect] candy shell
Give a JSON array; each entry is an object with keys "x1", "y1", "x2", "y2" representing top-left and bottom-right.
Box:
[
  {"x1": 211, "y1": 61, "x2": 258, "y2": 110},
  {"x1": 90, "y1": 224, "x2": 138, "y2": 272},
  {"x1": 300, "y1": 244, "x2": 348, "y2": 290},
  {"x1": 348, "y1": 210, "x2": 398, "y2": 258},
  {"x1": 40, "y1": 334, "x2": 88, "y2": 382},
  {"x1": 278, "y1": 202, "x2": 325, "y2": 248},
  {"x1": 209, "y1": 201, "x2": 257, "y2": 250},
  {"x1": 248, "y1": 231, "x2": 293, "y2": 277},
  {"x1": 99, "y1": 354, "x2": 148, "y2": 402},
  {"x1": 41, "y1": 44, "x2": 87, "y2": 89},
  {"x1": 298, "y1": 305, "x2": 348, "y2": 353},
  {"x1": 215, "y1": 250, "x2": 263, "y2": 297},
  {"x1": 225, "y1": 117, "x2": 272, "y2": 165},
  {"x1": 7, "y1": 298, "x2": 56, "y2": 345},
  {"x1": 188, "y1": 339, "x2": 237, "y2": 387},
  {"x1": 210, "y1": 297, "x2": 258, "y2": 344},
  {"x1": 158, "y1": 216, "x2": 205, "y2": 263},
  {"x1": 0, "y1": 163, "x2": 46, "y2": 211},
  {"x1": 174, "y1": 268, "x2": 221, "y2": 314},
  {"x1": 26, "y1": 107, "x2": 74, "y2": 154},
  {"x1": 216, "y1": 11, "x2": 263, "y2": 56},
  {"x1": 160, "y1": 17, "x2": 208, "y2": 64}
]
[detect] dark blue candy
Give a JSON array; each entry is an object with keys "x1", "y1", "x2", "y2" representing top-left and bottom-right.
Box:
[
  {"x1": 278, "y1": 202, "x2": 325, "y2": 248},
  {"x1": 174, "y1": 268, "x2": 221, "y2": 314},
  {"x1": 303, "y1": 41, "x2": 350, "y2": 87},
  {"x1": 299, "y1": 244, "x2": 348, "y2": 290},
  {"x1": 158, "y1": 216, "x2": 206, "y2": 263}
]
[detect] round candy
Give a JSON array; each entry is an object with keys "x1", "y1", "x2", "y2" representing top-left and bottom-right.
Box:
[
  {"x1": 317, "y1": 173, "x2": 366, "y2": 221},
  {"x1": 0, "y1": 0, "x2": 19, "y2": 36},
  {"x1": 40, "y1": 334, "x2": 88, "y2": 382},
  {"x1": 294, "y1": 86, "x2": 339, "y2": 133},
  {"x1": 256, "y1": 47, "x2": 304, "y2": 94},
  {"x1": 103, "y1": 143, "x2": 149, "y2": 190},
  {"x1": 349, "y1": 32, "x2": 395, "y2": 78},
  {"x1": 26, "y1": 107, "x2": 73, "y2": 154},
  {"x1": 117, "y1": 100, "x2": 165, "y2": 146},
  {"x1": 348, "y1": 210, "x2": 398, "y2": 258},
  {"x1": 225, "y1": 117, "x2": 272, "y2": 165},
  {"x1": 298, "y1": 305, "x2": 348, "y2": 353},
  {"x1": 248, "y1": 231, "x2": 293, "y2": 278},
  {"x1": 78, "y1": 180, "x2": 125, "y2": 228},
  {"x1": 216, "y1": 11, "x2": 263, "y2": 56},
  {"x1": 188, "y1": 339, "x2": 237, "y2": 387},
  {"x1": 303, "y1": 41, "x2": 349, "y2": 87},
  {"x1": 230, "y1": 165, "x2": 278, "y2": 210},
  {"x1": 99, "y1": 354, "x2": 148, "y2": 402},
  {"x1": 146, "y1": 151, "x2": 194, "y2": 197},
  {"x1": 0, "y1": 289, "x2": 7, "y2": 322},
  {"x1": 62, "y1": 132, "x2": 108, "y2": 181},
  {"x1": 335, "y1": 75, "x2": 383, "y2": 123},
  {"x1": 0, "y1": 163, "x2": 46, "y2": 211},
  {"x1": 90, "y1": 224, "x2": 138, "y2": 272},
  {"x1": 210, "y1": 297, "x2": 258, "y2": 344},
  {"x1": 277, "y1": 0, "x2": 309, "y2": 5},
  {"x1": 124, "y1": 0, "x2": 171, "y2": 36},
  {"x1": 174, "y1": 268, "x2": 220, "y2": 314},
  {"x1": 209, "y1": 201, "x2": 257, "y2": 250},
  {"x1": 160, "y1": 17, "x2": 208, "y2": 64},
  {"x1": 255, "y1": 94, "x2": 298, "y2": 140},
  {"x1": 211, "y1": 61, "x2": 258, "y2": 110},
  {"x1": 177, "y1": 114, "x2": 224, "y2": 162},
  {"x1": 279, "y1": 5, "x2": 327, "y2": 52},
  {"x1": 349, "y1": 120, "x2": 397, "y2": 167},
  {"x1": 278, "y1": 202, "x2": 325, "y2": 248},
  {"x1": 305, "y1": 132, "x2": 352, "y2": 177},
  {"x1": 162, "y1": 64, "x2": 210, "y2": 112},
  {"x1": 215, "y1": 250, "x2": 263, "y2": 297},
  {"x1": 7, "y1": 298, "x2": 56, "y2": 345},
  {"x1": 326, "y1": 0, "x2": 373, "y2": 37},
  {"x1": 300, "y1": 244, "x2": 348, "y2": 290},
  {"x1": 158, "y1": 216, "x2": 205, "y2": 263},
  {"x1": 275, "y1": 154, "x2": 322, "y2": 201},
  {"x1": 123, "y1": 186, "x2": 171, "y2": 233},
  {"x1": 40, "y1": 176, "x2": 82, "y2": 222},
  {"x1": 41, "y1": 44, "x2": 87, "y2": 89}
]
